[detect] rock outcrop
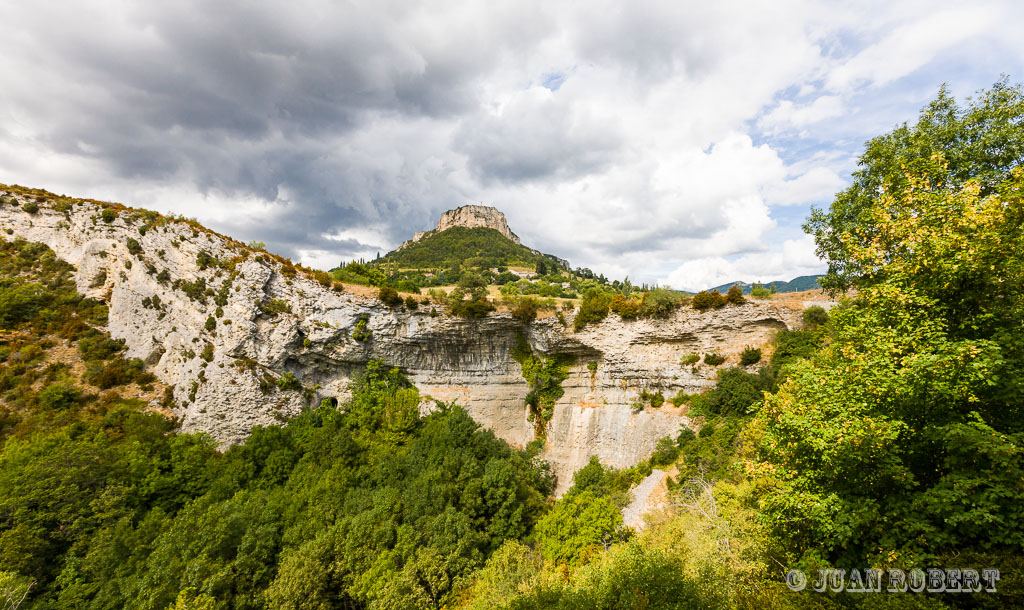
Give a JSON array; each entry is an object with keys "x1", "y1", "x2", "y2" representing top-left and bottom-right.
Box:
[
  {"x1": 0, "y1": 192, "x2": 803, "y2": 493},
  {"x1": 403, "y1": 204, "x2": 520, "y2": 248}
]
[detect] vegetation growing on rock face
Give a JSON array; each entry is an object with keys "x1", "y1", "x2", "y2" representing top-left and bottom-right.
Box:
[
  {"x1": 739, "y1": 346, "x2": 761, "y2": 366},
  {"x1": 511, "y1": 333, "x2": 573, "y2": 434},
  {"x1": 351, "y1": 313, "x2": 371, "y2": 342}
]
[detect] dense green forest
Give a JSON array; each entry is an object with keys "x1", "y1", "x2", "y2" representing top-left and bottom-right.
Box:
[{"x1": 3, "y1": 81, "x2": 1024, "y2": 609}]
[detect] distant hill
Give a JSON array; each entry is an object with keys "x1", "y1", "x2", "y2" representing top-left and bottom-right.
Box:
[
  {"x1": 707, "y1": 274, "x2": 824, "y2": 294},
  {"x1": 378, "y1": 205, "x2": 569, "y2": 272},
  {"x1": 379, "y1": 226, "x2": 566, "y2": 270}
]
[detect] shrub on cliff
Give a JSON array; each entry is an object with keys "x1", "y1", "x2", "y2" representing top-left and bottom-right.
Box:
[
  {"x1": 378, "y1": 286, "x2": 402, "y2": 307},
  {"x1": 739, "y1": 346, "x2": 761, "y2": 366},
  {"x1": 511, "y1": 296, "x2": 538, "y2": 324},
  {"x1": 703, "y1": 353, "x2": 726, "y2": 366},
  {"x1": 639, "y1": 288, "x2": 682, "y2": 317},
  {"x1": 610, "y1": 294, "x2": 641, "y2": 319},
  {"x1": 726, "y1": 284, "x2": 745, "y2": 304},
  {"x1": 574, "y1": 289, "x2": 610, "y2": 331},
  {"x1": 691, "y1": 290, "x2": 726, "y2": 310}
]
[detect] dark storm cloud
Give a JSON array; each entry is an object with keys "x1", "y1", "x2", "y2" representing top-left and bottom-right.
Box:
[{"x1": 1, "y1": 0, "x2": 549, "y2": 260}]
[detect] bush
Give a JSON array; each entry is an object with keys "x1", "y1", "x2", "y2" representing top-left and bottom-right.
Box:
[
  {"x1": 78, "y1": 331, "x2": 125, "y2": 361},
  {"x1": 669, "y1": 389, "x2": 693, "y2": 406},
  {"x1": 691, "y1": 290, "x2": 727, "y2": 310},
  {"x1": 313, "y1": 270, "x2": 331, "y2": 287},
  {"x1": 404, "y1": 295, "x2": 418, "y2": 310},
  {"x1": 259, "y1": 298, "x2": 291, "y2": 316},
  {"x1": 650, "y1": 436, "x2": 679, "y2": 466},
  {"x1": 276, "y1": 372, "x2": 301, "y2": 391},
  {"x1": 101, "y1": 208, "x2": 118, "y2": 223},
  {"x1": 453, "y1": 297, "x2": 496, "y2": 318},
  {"x1": 378, "y1": 286, "x2": 403, "y2": 307},
  {"x1": 739, "y1": 346, "x2": 761, "y2": 366},
  {"x1": 690, "y1": 367, "x2": 770, "y2": 416},
  {"x1": 680, "y1": 353, "x2": 700, "y2": 365},
  {"x1": 511, "y1": 297, "x2": 538, "y2": 324},
  {"x1": 352, "y1": 314, "x2": 371, "y2": 342},
  {"x1": 726, "y1": 284, "x2": 745, "y2": 304},
  {"x1": 393, "y1": 279, "x2": 420, "y2": 294},
  {"x1": 37, "y1": 382, "x2": 82, "y2": 410},
  {"x1": 205, "y1": 316, "x2": 216, "y2": 332},
  {"x1": 703, "y1": 353, "x2": 726, "y2": 366},
  {"x1": 610, "y1": 294, "x2": 642, "y2": 319},
  {"x1": 750, "y1": 283, "x2": 772, "y2": 299},
  {"x1": 802, "y1": 305, "x2": 829, "y2": 328},
  {"x1": 195, "y1": 250, "x2": 219, "y2": 270},
  {"x1": 676, "y1": 426, "x2": 696, "y2": 446},
  {"x1": 200, "y1": 342, "x2": 214, "y2": 362},
  {"x1": 574, "y1": 289, "x2": 610, "y2": 331},
  {"x1": 22, "y1": 201, "x2": 39, "y2": 214},
  {"x1": 639, "y1": 288, "x2": 682, "y2": 317}
]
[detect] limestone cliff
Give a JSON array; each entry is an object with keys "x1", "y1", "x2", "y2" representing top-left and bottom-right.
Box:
[
  {"x1": 402, "y1": 204, "x2": 520, "y2": 248},
  {"x1": 0, "y1": 191, "x2": 802, "y2": 492}
]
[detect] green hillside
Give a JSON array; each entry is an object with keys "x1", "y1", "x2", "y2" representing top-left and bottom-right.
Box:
[{"x1": 379, "y1": 226, "x2": 565, "y2": 271}]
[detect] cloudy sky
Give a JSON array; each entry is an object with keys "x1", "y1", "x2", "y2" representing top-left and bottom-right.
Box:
[{"x1": 2, "y1": 0, "x2": 1022, "y2": 290}]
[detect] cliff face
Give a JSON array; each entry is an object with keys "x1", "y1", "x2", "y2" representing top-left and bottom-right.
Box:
[
  {"x1": 0, "y1": 195, "x2": 802, "y2": 492},
  {"x1": 405, "y1": 205, "x2": 520, "y2": 247}
]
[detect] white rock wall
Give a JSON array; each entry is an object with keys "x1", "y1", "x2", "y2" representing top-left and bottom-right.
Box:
[{"x1": 0, "y1": 194, "x2": 802, "y2": 490}]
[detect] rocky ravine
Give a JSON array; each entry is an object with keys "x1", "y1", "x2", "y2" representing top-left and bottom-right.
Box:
[{"x1": 0, "y1": 194, "x2": 802, "y2": 492}]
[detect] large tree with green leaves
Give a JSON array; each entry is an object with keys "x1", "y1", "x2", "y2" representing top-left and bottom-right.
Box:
[
  {"x1": 759, "y1": 82, "x2": 1024, "y2": 573},
  {"x1": 805, "y1": 78, "x2": 1024, "y2": 292}
]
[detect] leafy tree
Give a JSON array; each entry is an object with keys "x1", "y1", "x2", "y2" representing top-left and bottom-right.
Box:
[
  {"x1": 806, "y1": 79, "x2": 1024, "y2": 292},
  {"x1": 536, "y1": 491, "x2": 626, "y2": 566},
  {"x1": 690, "y1": 367, "x2": 769, "y2": 416},
  {"x1": 760, "y1": 94, "x2": 1024, "y2": 568}
]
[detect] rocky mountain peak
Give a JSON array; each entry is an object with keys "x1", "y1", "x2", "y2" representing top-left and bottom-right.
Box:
[{"x1": 406, "y1": 204, "x2": 520, "y2": 247}]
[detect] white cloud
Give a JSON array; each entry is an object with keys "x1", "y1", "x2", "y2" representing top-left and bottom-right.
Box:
[
  {"x1": 825, "y1": 8, "x2": 998, "y2": 91},
  {"x1": 758, "y1": 95, "x2": 845, "y2": 135},
  {"x1": 666, "y1": 235, "x2": 825, "y2": 292},
  {"x1": 763, "y1": 167, "x2": 846, "y2": 206}
]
